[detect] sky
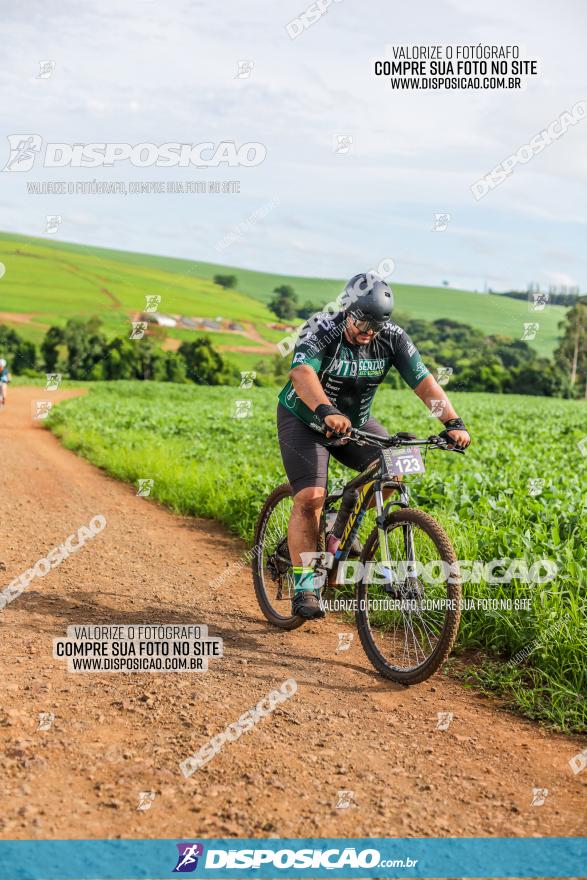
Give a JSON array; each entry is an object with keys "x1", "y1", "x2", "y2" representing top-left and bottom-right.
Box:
[{"x1": 0, "y1": 0, "x2": 586, "y2": 292}]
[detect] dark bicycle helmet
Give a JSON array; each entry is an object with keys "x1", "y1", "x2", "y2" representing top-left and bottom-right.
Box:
[{"x1": 343, "y1": 272, "x2": 394, "y2": 329}]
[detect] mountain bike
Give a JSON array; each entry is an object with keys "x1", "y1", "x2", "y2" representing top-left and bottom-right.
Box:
[{"x1": 252, "y1": 427, "x2": 466, "y2": 684}]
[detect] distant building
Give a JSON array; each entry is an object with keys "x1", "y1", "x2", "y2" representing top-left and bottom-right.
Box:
[
  {"x1": 228, "y1": 322, "x2": 244, "y2": 331},
  {"x1": 143, "y1": 313, "x2": 177, "y2": 328},
  {"x1": 202, "y1": 319, "x2": 221, "y2": 330},
  {"x1": 179, "y1": 316, "x2": 198, "y2": 329}
]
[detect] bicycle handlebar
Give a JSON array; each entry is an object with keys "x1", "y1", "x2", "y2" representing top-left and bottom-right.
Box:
[{"x1": 311, "y1": 423, "x2": 466, "y2": 453}]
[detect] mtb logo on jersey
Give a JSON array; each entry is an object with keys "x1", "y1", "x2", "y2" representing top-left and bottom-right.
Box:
[
  {"x1": 173, "y1": 843, "x2": 204, "y2": 872},
  {"x1": 327, "y1": 357, "x2": 386, "y2": 378},
  {"x1": 328, "y1": 357, "x2": 357, "y2": 377}
]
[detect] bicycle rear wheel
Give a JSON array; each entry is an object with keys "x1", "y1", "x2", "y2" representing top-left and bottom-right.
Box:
[
  {"x1": 356, "y1": 507, "x2": 460, "y2": 684},
  {"x1": 252, "y1": 483, "x2": 305, "y2": 630}
]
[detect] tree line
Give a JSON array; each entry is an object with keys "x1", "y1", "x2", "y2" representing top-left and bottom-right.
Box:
[
  {"x1": 0, "y1": 318, "x2": 238, "y2": 385},
  {"x1": 491, "y1": 289, "x2": 582, "y2": 307},
  {"x1": 0, "y1": 297, "x2": 585, "y2": 398},
  {"x1": 255, "y1": 300, "x2": 587, "y2": 399}
]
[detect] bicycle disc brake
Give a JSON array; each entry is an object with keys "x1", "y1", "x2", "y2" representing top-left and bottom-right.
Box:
[
  {"x1": 267, "y1": 537, "x2": 291, "y2": 587},
  {"x1": 385, "y1": 575, "x2": 424, "y2": 601}
]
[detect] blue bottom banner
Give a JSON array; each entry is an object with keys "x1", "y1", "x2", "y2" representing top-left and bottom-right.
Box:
[{"x1": 0, "y1": 837, "x2": 585, "y2": 879}]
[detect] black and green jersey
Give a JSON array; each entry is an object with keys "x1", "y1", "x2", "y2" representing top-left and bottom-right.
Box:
[{"x1": 278, "y1": 311, "x2": 429, "y2": 428}]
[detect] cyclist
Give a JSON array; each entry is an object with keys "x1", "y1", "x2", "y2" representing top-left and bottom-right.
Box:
[
  {"x1": 277, "y1": 272, "x2": 470, "y2": 620},
  {"x1": 0, "y1": 358, "x2": 9, "y2": 407}
]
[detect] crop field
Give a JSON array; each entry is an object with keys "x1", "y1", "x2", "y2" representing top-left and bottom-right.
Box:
[
  {"x1": 0, "y1": 231, "x2": 566, "y2": 358},
  {"x1": 47, "y1": 383, "x2": 587, "y2": 731}
]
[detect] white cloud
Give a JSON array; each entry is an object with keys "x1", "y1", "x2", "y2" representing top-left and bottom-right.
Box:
[
  {"x1": 0, "y1": 0, "x2": 584, "y2": 289},
  {"x1": 541, "y1": 270, "x2": 579, "y2": 289}
]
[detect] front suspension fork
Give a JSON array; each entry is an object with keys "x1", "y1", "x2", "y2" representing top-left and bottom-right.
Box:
[{"x1": 375, "y1": 481, "x2": 416, "y2": 583}]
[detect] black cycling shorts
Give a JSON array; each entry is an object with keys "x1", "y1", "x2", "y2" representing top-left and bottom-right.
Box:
[{"x1": 277, "y1": 402, "x2": 389, "y2": 495}]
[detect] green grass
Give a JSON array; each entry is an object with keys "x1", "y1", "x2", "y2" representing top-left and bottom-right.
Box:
[
  {"x1": 46, "y1": 383, "x2": 587, "y2": 732},
  {"x1": 0, "y1": 230, "x2": 566, "y2": 357},
  {"x1": 0, "y1": 231, "x2": 277, "y2": 334}
]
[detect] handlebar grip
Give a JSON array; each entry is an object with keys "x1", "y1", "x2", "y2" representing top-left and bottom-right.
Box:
[
  {"x1": 438, "y1": 430, "x2": 466, "y2": 452},
  {"x1": 309, "y1": 422, "x2": 350, "y2": 443}
]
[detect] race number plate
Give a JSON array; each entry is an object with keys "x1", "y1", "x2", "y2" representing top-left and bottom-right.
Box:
[{"x1": 381, "y1": 446, "x2": 425, "y2": 477}]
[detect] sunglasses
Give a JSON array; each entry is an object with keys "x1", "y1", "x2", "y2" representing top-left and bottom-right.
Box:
[{"x1": 349, "y1": 314, "x2": 385, "y2": 334}]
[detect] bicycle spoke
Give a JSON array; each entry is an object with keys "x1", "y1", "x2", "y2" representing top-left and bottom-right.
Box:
[
  {"x1": 359, "y1": 516, "x2": 458, "y2": 673},
  {"x1": 259, "y1": 493, "x2": 294, "y2": 607}
]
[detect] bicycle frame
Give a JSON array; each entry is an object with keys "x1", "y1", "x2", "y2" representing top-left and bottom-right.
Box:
[
  {"x1": 253, "y1": 425, "x2": 466, "y2": 681},
  {"x1": 323, "y1": 460, "x2": 410, "y2": 571},
  {"x1": 315, "y1": 426, "x2": 464, "y2": 582}
]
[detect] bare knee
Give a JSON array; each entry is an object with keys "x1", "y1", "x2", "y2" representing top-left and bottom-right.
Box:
[{"x1": 293, "y1": 486, "x2": 326, "y2": 518}]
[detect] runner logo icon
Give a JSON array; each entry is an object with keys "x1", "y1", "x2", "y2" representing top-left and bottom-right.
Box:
[
  {"x1": 173, "y1": 843, "x2": 204, "y2": 872},
  {"x1": 4, "y1": 135, "x2": 42, "y2": 171}
]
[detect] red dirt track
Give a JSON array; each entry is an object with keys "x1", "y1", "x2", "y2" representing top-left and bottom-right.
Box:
[{"x1": 0, "y1": 387, "x2": 585, "y2": 850}]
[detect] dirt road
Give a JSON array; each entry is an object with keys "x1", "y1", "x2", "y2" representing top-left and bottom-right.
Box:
[{"x1": 0, "y1": 387, "x2": 585, "y2": 843}]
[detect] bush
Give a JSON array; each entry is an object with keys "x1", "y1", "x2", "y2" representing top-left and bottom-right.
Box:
[{"x1": 213, "y1": 274, "x2": 237, "y2": 289}]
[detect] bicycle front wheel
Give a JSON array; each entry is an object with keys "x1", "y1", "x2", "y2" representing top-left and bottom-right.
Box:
[{"x1": 356, "y1": 507, "x2": 461, "y2": 685}]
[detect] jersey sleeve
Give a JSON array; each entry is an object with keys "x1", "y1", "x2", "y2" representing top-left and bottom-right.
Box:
[
  {"x1": 390, "y1": 327, "x2": 430, "y2": 388},
  {"x1": 289, "y1": 313, "x2": 335, "y2": 372}
]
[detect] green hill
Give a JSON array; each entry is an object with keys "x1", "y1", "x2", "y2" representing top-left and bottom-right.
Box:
[{"x1": 0, "y1": 231, "x2": 565, "y2": 358}]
